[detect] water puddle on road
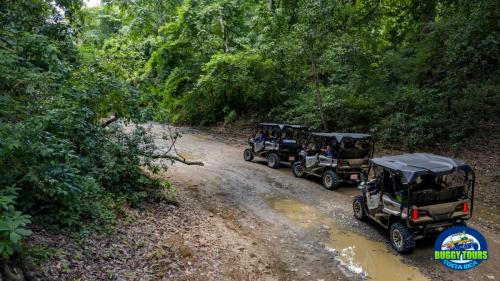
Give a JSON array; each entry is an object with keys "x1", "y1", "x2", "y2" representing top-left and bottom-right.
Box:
[{"x1": 270, "y1": 198, "x2": 428, "y2": 281}]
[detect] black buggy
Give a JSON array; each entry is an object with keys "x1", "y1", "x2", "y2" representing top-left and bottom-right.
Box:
[
  {"x1": 292, "y1": 132, "x2": 374, "y2": 190},
  {"x1": 243, "y1": 123, "x2": 309, "y2": 168},
  {"x1": 353, "y1": 153, "x2": 475, "y2": 254}
]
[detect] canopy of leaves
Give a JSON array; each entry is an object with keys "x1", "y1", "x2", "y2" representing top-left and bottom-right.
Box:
[{"x1": 98, "y1": 0, "x2": 499, "y2": 148}]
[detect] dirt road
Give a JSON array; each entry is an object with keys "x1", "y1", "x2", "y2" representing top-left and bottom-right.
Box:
[{"x1": 150, "y1": 124, "x2": 499, "y2": 281}]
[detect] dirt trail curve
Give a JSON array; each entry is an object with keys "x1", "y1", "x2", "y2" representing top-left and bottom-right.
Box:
[{"x1": 152, "y1": 123, "x2": 499, "y2": 281}]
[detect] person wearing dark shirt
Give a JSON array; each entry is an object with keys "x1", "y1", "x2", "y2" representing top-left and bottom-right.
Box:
[
  {"x1": 321, "y1": 145, "x2": 336, "y2": 158},
  {"x1": 255, "y1": 130, "x2": 267, "y2": 142},
  {"x1": 326, "y1": 145, "x2": 334, "y2": 158}
]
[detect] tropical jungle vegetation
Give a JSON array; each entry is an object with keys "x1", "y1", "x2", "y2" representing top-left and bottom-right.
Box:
[{"x1": 0, "y1": 0, "x2": 498, "y2": 271}]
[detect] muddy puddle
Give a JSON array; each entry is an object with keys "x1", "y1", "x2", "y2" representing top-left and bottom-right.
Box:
[{"x1": 269, "y1": 198, "x2": 428, "y2": 281}]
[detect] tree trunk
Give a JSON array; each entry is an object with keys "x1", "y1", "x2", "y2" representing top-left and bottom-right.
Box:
[
  {"x1": 311, "y1": 57, "x2": 329, "y2": 131},
  {"x1": 220, "y1": 17, "x2": 229, "y2": 53}
]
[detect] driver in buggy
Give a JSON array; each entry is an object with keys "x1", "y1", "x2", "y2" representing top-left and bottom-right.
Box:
[
  {"x1": 367, "y1": 171, "x2": 405, "y2": 210},
  {"x1": 366, "y1": 175, "x2": 382, "y2": 210},
  {"x1": 255, "y1": 129, "x2": 267, "y2": 142},
  {"x1": 252, "y1": 129, "x2": 268, "y2": 152}
]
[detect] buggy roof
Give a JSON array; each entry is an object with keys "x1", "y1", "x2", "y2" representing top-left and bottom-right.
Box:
[
  {"x1": 311, "y1": 132, "x2": 372, "y2": 142},
  {"x1": 371, "y1": 153, "x2": 473, "y2": 183},
  {"x1": 258, "y1": 123, "x2": 308, "y2": 130}
]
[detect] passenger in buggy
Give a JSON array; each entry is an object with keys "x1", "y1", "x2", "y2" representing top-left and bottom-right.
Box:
[
  {"x1": 282, "y1": 128, "x2": 296, "y2": 144},
  {"x1": 392, "y1": 174, "x2": 404, "y2": 202},
  {"x1": 320, "y1": 145, "x2": 335, "y2": 158},
  {"x1": 265, "y1": 127, "x2": 280, "y2": 148}
]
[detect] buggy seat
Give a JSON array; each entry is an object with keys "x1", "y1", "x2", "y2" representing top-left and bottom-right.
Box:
[
  {"x1": 318, "y1": 155, "x2": 333, "y2": 165},
  {"x1": 410, "y1": 186, "x2": 465, "y2": 206},
  {"x1": 340, "y1": 149, "x2": 369, "y2": 159},
  {"x1": 281, "y1": 140, "x2": 299, "y2": 151},
  {"x1": 265, "y1": 140, "x2": 278, "y2": 150}
]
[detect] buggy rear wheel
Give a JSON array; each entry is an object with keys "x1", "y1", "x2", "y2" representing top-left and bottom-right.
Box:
[
  {"x1": 389, "y1": 222, "x2": 415, "y2": 254},
  {"x1": 322, "y1": 170, "x2": 339, "y2": 190},
  {"x1": 267, "y1": 153, "x2": 280, "y2": 168},
  {"x1": 243, "y1": 148, "x2": 254, "y2": 161},
  {"x1": 292, "y1": 162, "x2": 306, "y2": 178},
  {"x1": 353, "y1": 195, "x2": 367, "y2": 221}
]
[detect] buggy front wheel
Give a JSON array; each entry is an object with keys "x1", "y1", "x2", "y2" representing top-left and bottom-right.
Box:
[
  {"x1": 292, "y1": 162, "x2": 306, "y2": 178},
  {"x1": 267, "y1": 153, "x2": 280, "y2": 168},
  {"x1": 322, "y1": 170, "x2": 339, "y2": 190},
  {"x1": 243, "y1": 149, "x2": 254, "y2": 161},
  {"x1": 353, "y1": 195, "x2": 367, "y2": 221}
]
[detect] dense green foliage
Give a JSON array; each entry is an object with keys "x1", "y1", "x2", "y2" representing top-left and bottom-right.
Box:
[
  {"x1": 0, "y1": 0, "x2": 498, "y2": 264},
  {"x1": 0, "y1": 0, "x2": 164, "y2": 259},
  {"x1": 95, "y1": 0, "x2": 498, "y2": 147}
]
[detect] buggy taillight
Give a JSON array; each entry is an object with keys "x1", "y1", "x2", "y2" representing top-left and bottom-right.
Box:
[
  {"x1": 412, "y1": 209, "x2": 419, "y2": 221},
  {"x1": 463, "y1": 202, "x2": 469, "y2": 213}
]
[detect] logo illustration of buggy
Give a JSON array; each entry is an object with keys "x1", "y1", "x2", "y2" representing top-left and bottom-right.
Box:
[{"x1": 434, "y1": 226, "x2": 488, "y2": 270}]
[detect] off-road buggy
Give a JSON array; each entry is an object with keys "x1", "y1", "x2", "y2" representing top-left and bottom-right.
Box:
[
  {"x1": 291, "y1": 132, "x2": 374, "y2": 190},
  {"x1": 352, "y1": 153, "x2": 475, "y2": 254},
  {"x1": 243, "y1": 123, "x2": 309, "y2": 168}
]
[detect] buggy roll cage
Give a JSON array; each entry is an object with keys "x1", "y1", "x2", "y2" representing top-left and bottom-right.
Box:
[
  {"x1": 249, "y1": 123, "x2": 309, "y2": 143},
  {"x1": 368, "y1": 153, "x2": 475, "y2": 217},
  {"x1": 305, "y1": 132, "x2": 374, "y2": 158}
]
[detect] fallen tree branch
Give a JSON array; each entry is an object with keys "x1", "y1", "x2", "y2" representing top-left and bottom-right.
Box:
[
  {"x1": 162, "y1": 126, "x2": 179, "y2": 155},
  {"x1": 152, "y1": 154, "x2": 204, "y2": 166},
  {"x1": 101, "y1": 115, "x2": 120, "y2": 128},
  {"x1": 151, "y1": 125, "x2": 204, "y2": 165}
]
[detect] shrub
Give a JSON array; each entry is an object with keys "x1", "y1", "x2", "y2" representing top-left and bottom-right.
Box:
[{"x1": 0, "y1": 187, "x2": 32, "y2": 258}]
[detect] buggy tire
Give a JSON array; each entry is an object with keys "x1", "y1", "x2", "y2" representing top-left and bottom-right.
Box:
[
  {"x1": 243, "y1": 149, "x2": 254, "y2": 161},
  {"x1": 267, "y1": 153, "x2": 280, "y2": 168},
  {"x1": 322, "y1": 170, "x2": 339, "y2": 190},
  {"x1": 389, "y1": 222, "x2": 415, "y2": 254},
  {"x1": 353, "y1": 196, "x2": 368, "y2": 221},
  {"x1": 292, "y1": 162, "x2": 307, "y2": 178}
]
